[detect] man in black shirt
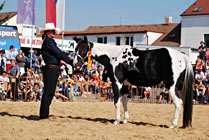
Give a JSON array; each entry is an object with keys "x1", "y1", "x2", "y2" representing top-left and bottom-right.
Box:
[
  {"x1": 198, "y1": 41, "x2": 207, "y2": 70},
  {"x1": 39, "y1": 23, "x2": 73, "y2": 119}
]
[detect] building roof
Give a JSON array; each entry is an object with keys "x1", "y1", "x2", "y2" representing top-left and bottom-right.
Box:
[
  {"x1": 181, "y1": 0, "x2": 209, "y2": 16},
  {"x1": 0, "y1": 11, "x2": 17, "y2": 24},
  {"x1": 64, "y1": 23, "x2": 181, "y2": 46}
]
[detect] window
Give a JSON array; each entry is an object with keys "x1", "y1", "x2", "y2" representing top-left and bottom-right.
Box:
[
  {"x1": 204, "y1": 34, "x2": 209, "y2": 48},
  {"x1": 116, "y1": 37, "x2": 120, "y2": 45},
  {"x1": 125, "y1": 37, "x2": 129, "y2": 45},
  {"x1": 192, "y1": 6, "x2": 203, "y2": 12},
  {"x1": 124, "y1": 37, "x2": 134, "y2": 46},
  {"x1": 104, "y1": 37, "x2": 107, "y2": 44},
  {"x1": 97, "y1": 37, "x2": 107, "y2": 44},
  {"x1": 130, "y1": 37, "x2": 133, "y2": 47}
]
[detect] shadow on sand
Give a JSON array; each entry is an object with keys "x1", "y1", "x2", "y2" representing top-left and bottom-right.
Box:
[{"x1": 0, "y1": 112, "x2": 169, "y2": 128}]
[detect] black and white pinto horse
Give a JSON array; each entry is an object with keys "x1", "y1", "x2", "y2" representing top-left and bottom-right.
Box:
[{"x1": 73, "y1": 36, "x2": 194, "y2": 128}]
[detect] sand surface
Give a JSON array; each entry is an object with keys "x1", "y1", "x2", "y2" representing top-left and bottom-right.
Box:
[{"x1": 0, "y1": 101, "x2": 208, "y2": 140}]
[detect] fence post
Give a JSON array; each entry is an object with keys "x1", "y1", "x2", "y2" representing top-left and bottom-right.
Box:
[
  {"x1": 152, "y1": 86, "x2": 154, "y2": 103},
  {"x1": 70, "y1": 80, "x2": 72, "y2": 101}
]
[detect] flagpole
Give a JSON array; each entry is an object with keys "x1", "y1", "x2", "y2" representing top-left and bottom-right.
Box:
[
  {"x1": 30, "y1": 25, "x2": 34, "y2": 68},
  {"x1": 62, "y1": 31, "x2": 64, "y2": 51},
  {"x1": 61, "y1": 0, "x2": 65, "y2": 51}
]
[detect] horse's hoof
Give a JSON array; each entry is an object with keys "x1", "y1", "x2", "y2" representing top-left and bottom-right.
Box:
[
  {"x1": 123, "y1": 120, "x2": 128, "y2": 124},
  {"x1": 113, "y1": 121, "x2": 119, "y2": 125},
  {"x1": 169, "y1": 124, "x2": 177, "y2": 129}
]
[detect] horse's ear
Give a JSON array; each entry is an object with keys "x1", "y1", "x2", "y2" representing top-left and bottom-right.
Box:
[
  {"x1": 84, "y1": 35, "x2": 88, "y2": 43},
  {"x1": 89, "y1": 42, "x2": 94, "y2": 49},
  {"x1": 73, "y1": 37, "x2": 79, "y2": 43}
]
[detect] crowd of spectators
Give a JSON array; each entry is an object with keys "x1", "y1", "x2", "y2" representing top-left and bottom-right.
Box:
[
  {"x1": 193, "y1": 41, "x2": 209, "y2": 104},
  {"x1": 0, "y1": 45, "x2": 114, "y2": 102},
  {"x1": 1, "y1": 42, "x2": 209, "y2": 104}
]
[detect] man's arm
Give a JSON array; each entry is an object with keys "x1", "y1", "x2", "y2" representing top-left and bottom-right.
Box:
[{"x1": 47, "y1": 39, "x2": 73, "y2": 65}]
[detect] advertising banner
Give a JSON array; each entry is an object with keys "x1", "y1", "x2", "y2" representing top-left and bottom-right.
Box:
[{"x1": 0, "y1": 26, "x2": 21, "y2": 57}]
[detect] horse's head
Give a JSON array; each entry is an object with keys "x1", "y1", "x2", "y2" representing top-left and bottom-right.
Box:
[{"x1": 73, "y1": 36, "x2": 92, "y2": 67}]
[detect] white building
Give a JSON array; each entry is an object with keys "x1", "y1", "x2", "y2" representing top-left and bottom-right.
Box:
[
  {"x1": 181, "y1": 0, "x2": 209, "y2": 49},
  {"x1": 64, "y1": 20, "x2": 181, "y2": 48}
]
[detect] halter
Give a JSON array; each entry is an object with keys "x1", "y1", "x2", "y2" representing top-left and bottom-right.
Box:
[
  {"x1": 75, "y1": 42, "x2": 92, "y2": 64},
  {"x1": 75, "y1": 51, "x2": 88, "y2": 64}
]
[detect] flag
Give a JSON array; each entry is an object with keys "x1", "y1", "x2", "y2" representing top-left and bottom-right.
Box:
[
  {"x1": 46, "y1": 0, "x2": 65, "y2": 31},
  {"x1": 87, "y1": 51, "x2": 92, "y2": 71},
  {"x1": 17, "y1": 0, "x2": 35, "y2": 25}
]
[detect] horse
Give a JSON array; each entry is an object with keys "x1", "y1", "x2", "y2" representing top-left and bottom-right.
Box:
[{"x1": 73, "y1": 36, "x2": 194, "y2": 128}]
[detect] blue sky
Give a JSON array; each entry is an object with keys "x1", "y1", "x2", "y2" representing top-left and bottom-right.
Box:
[{"x1": 1, "y1": 0, "x2": 195, "y2": 31}]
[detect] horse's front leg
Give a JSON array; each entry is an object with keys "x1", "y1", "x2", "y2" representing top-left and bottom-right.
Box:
[
  {"x1": 112, "y1": 82, "x2": 122, "y2": 125},
  {"x1": 114, "y1": 97, "x2": 121, "y2": 125},
  {"x1": 122, "y1": 94, "x2": 129, "y2": 124}
]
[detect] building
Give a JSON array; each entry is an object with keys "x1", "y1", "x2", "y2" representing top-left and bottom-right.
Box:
[
  {"x1": 64, "y1": 18, "x2": 181, "y2": 48},
  {"x1": 181, "y1": 0, "x2": 209, "y2": 49}
]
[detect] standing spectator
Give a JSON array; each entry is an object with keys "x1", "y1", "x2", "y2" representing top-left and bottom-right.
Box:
[
  {"x1": 5, "y1": 45, "x2": 15, "y2": 73},
  {"x1": 16, "y1": 49, "x2": 26, "y2": 76},
  {"x1": 35, "y1": 52, "x2": 42, "y2": 74},
  {"x1": 9, "y1": 60, "x2": 20, "y2": 100},
  {"x1": 0, "y1": 49, "x2": 6, "y2": 75},
  {"x1": 198, "y1": 41, "x2": 207, "y2": 69}
]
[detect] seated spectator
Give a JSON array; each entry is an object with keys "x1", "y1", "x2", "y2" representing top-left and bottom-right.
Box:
[
  {"x1": 192, "y1": 83, "x2": 198, "y2": 103},
  {"x1": 0, "y1": 71, "x2": 9, "y2": 99},
  {"x1": 204, "y1": 68, "x2": 209, "y2": 86},
  {"x1": 195, "y1": 69, "x2": 205, "y2": 85},
  {"x1": 88, "y1": 59, "x2": 97, "y2": 74},
  {"x1": 60, "y1": 80, "x2": 70, "y2": 98},
  {"x1": 96, "y1": 65, "x2": 103, "y2": 79},
  {"x1": 90, "y1": 73, "x2": 100, "y2": 94},
  {"x1": 60, "y1": 60, "x2": 68, "y2": 79},
  {"x1": 143, "y1": 87, "x2": 151, "y2": 99},
  {"x1": 101, "y1": 77, "x2": 112, "y2": 99},
  {"x1": 195, "y1": 55, "x2": 204, "y2": 73},
  {"x1": 54, "y1": 86, "x2": 68, "y2": 101},
  {"x1": 158, "y1": 84, "x2": 170, "y2": 103},
  {"x1": 196, "y1": 81, "x2": 206, "y2": 104},
  {"x1": 0, "y1": 49, "x2": 6, "y2": 75},
  {"x1": 73, "y1": 66, "x2": 82, "y2": 76},
  {"x1": 204, "y1": 85, "x2": 209, "y2": 104}
]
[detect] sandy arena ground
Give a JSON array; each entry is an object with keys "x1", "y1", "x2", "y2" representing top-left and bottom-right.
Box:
[{"x1": 0, "y1": 101, "x2": 208, "y2": 140}]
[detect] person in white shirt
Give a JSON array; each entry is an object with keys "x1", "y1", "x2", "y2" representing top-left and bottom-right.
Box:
[
  {"x1": 195, "y1": 69, "x2": 205, "y2": 85},
  {"x1": 5, "y1": 45, "x2": 15, "y2": 73}
]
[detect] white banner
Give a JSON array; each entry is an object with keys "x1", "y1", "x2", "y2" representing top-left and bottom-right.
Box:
[{"x1": 19, "y1": 36, "x2": 76, "y2": 51}]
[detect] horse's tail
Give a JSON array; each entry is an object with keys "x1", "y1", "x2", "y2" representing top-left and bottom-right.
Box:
[{"x1": 182, "y1": 55, "x2": 194, "y2": 128}]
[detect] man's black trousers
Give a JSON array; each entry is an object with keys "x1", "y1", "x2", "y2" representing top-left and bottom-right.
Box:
[{"x1": 40, "y1": 65, "x2": 59, "y2": 118}]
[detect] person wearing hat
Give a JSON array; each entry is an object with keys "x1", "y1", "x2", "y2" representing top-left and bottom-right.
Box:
[
  {"x1": 198, "y1": 41, "x2": 207, "y2": 68},
  {"x1": 39, "y1": 23, "x2": 73, "y2": 119},
  {"x1": 9, "y1": 59, "x2": 20, "y2": 100},
  {"x1": 0, "y1": 49, "x2": 6, "y2": 75}
]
